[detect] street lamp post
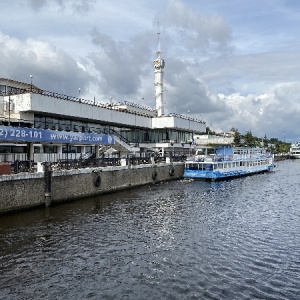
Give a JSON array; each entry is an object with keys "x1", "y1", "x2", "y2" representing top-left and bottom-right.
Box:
[{"x1": 30, "y1": 75, "x2": 33, "y2": 91}]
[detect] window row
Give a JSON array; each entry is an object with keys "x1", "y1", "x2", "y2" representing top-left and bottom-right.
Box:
[{"x1": 34, "y1": 115, "x2": 194, "y2": 144}]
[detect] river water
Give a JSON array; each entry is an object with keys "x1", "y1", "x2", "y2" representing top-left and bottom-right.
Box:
[{"x1": 0, "y1": 160, "x2": 300, "y2": 300}]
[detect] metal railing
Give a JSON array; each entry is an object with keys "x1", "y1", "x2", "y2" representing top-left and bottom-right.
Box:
[
  {"x1": 1, "y1": 154, "x2": 186, "y2": 174},
  {"x1": 52, "y1": 157, "x2": 121, "y2": 170}
]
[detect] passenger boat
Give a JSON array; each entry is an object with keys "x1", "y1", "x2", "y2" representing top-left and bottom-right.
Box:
[
  {"x1": 289, "y1": 142, "x2": 300, "y2": 159},
  {"x1": 183, "y1": 147, "x2": 274, "y2": 181}
]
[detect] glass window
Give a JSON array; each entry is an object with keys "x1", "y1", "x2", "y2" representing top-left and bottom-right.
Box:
[
  {"x1": 12, "y1": 146, "x2": 27, "y2": 153},
  {"x1": 85, "y1": 146, "x2": 93, "y2": 153},
  {"x1": 62, "y1": 145, "x2": 81, "y2": 153},
  {"x1": 34, "y1": 146, "x2": 41, "y2": 153},
  {"x1": 45, "y1": 117, "x2": 56, "y2": 130},
  {"x1": 0, "y1": 146, "x2": 11, "y2": 153},
  {"x1": 65, "y1": 120, "x2": 71, "y2": 131},
  {"x1": 0, "y1": 85, "x2": 6, "y2": 93},
  {"x1": 43, "y1": 145, "x2": 58, "y2": 153},
  {"x1": 34, "y1": 115, "x2": 45, "y2": 129}
]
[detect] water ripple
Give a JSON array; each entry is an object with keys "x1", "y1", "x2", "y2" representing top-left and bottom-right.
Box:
[{"x1": 0, "y1": 160, "x2": 300, "y2": 299}]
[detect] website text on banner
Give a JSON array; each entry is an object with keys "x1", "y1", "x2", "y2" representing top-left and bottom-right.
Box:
[{"x1": 0, "y1": 125, "x2": 114, "y2": 145}]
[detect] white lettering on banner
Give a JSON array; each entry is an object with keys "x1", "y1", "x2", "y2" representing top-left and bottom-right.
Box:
[
  {"x1": 49, "y1": 132, "x2": 103, "y2": 142},
  {"x1": 0, "y1": 125, "x2": 114, "y2": 145}
]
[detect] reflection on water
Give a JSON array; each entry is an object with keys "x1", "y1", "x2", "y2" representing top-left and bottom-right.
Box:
[{"x1": 1, "y1": 160, "x2": 300, "y2": 299}]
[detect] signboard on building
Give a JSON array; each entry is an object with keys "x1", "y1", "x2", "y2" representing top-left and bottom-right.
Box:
[{"x1": 0, "y1": 125, "x2": 115, "y2": 145}]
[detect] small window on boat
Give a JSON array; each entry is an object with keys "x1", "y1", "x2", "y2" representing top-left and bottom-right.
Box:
[
  {"x1": 188, "y1": 163, "x2": 199, "y2": 170},
  {"x1": 203, "y1": 163, "x2": 212, "y2": 171}
]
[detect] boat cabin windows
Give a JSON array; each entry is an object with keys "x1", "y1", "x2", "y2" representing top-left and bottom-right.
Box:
[
  {"x1": 186, "y1": 162, "x2": 214, "y2": 171},
  {"x1": 187, "y1": 163, "x2": 199, "y2": 170}
]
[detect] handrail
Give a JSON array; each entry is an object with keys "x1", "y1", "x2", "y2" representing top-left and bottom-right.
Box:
[{"x1": 109, "y1": 129, "x2": 131, "y2": 145}]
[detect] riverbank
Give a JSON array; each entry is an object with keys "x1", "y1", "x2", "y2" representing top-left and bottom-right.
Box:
[
  {"x1": 274, "y1": 154, "x2": 290, "y2": 161},
  {"x1": 0, "y1": 162, "x2": 184, "y2": 214}
]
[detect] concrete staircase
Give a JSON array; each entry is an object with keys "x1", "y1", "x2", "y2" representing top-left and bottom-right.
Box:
[{"x1": 112, "y1": 135, "x2": 140, "y2": 153}]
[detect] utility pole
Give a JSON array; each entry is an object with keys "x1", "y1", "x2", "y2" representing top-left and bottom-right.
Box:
[{"x1": 8, "y1": 94, "x2": 11, "y2": 126}]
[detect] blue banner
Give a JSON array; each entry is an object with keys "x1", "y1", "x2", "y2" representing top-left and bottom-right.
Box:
[{"x1": 0, "y1": 125, "x2": 114, "y2": 145}]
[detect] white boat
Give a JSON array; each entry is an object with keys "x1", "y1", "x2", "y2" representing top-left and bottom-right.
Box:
[
  {"x1": 183, "y1": 147, "x2": 275, "y2": 181},
  {"x1": 289, "y1": 142, "x2": 300, "y2": 159}
]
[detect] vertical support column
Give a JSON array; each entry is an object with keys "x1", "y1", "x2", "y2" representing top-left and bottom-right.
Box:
[
  {"x1": 151, "y1": 153, "x2": 155, "y2": 164},
  {"x1": 80, "y1": 145, "x2": 85, "y2": 157},
  {"x1": 28, "y1": 142, "x2": 34, "y2": 161},
  {"x1": 44, "y1": 162, "x2": 52, "y2": 207},
  {"x1": 57, "y1": 145, "x2": 63, "y2": 160},
  {"x1": 95, "y1": 145, "x2": 100, "y2": 159},
  {"x1": 127, "y1": 155, "x2": 131, "y2": 169}
]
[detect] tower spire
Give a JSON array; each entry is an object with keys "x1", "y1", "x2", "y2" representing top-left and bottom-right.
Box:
[
  {"x1": 153, "y1": 23, "x2": 165, "y2": 117},
  {"x1": 156, "y1": 23, "x2": 161, "y2": 58}
]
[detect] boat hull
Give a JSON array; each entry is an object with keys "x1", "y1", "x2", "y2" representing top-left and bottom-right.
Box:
[
  {"x1": 289, "y1": 155, "x2": 300, "y2": 159},
  {"x1": 183, "y1": 165, "x2": 274, "y2": 181}
]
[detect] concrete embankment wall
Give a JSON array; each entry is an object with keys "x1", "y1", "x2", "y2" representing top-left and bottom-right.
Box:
[{"x1": 0, "y1": 163, "x2": 184, "y2": 214}]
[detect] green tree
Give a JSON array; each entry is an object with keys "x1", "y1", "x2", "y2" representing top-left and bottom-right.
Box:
[
  {"x1": 233, "y1": 129, "x2": 242, "y2": 146},
  {"x1": 243, "y1": 130, "x2": 256, "y2": 147}
]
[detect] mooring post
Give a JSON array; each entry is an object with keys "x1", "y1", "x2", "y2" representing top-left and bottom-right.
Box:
[
  {"x1": 44, "y1": 162, "x2": 52, "y2": 207},
  {"x1": 128, "y1": 156, "x2": 131, "y2": 169}
]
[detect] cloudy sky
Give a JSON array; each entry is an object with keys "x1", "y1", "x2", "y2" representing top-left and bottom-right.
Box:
[{"x1": 1, "y1": 0, "x2": 300, "y2": 142}]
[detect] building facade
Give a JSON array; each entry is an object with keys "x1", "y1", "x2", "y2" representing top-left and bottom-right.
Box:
[{"x1": 0, "y1": 37, "x2": 206, "y2": 162}]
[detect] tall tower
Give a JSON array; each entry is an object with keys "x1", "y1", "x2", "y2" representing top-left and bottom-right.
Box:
[{"x1": 153, "y1": 30, "x2": 165, "y2": 117}]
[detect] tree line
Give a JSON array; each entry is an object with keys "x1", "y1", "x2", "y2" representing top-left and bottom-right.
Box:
[{"x1": 206, "y1": 127, "x2": 291, "y2": 154}]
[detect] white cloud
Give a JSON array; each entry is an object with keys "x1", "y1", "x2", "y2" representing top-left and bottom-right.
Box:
[
  {"x1": 216, "y1": 81, "x2": 300, "y2": 142},
  {"x1": 0, "y1": 0, "x2": 300, "y2": 141},
  {"x1": 0, "y1": 33, "x2": 92, "y2": 95}
]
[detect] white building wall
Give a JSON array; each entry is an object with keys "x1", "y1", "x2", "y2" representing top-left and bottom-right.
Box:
[
  {"x1": 1, "y1": 94, "x2": 34, "y2": 123},
  {"x1": 14, "y1": 94, "x2": 32, "y2": 111},
  {"x1": 152, "y1": 116, "x2": 206, "y2": 132},
  {"x1": 3, "y1": 92, "x2": 206, "y2": 134},
  {"x1": 28, "y1": 94, "x2": 152, "y2": 128},
  {"x1": 0, "y1": 96, "x2": 3, "y2": 115}
]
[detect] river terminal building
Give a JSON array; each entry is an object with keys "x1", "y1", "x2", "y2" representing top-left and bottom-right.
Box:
[{"x1": 0, "y1": 33, "x2": 206, "y2": 163}]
